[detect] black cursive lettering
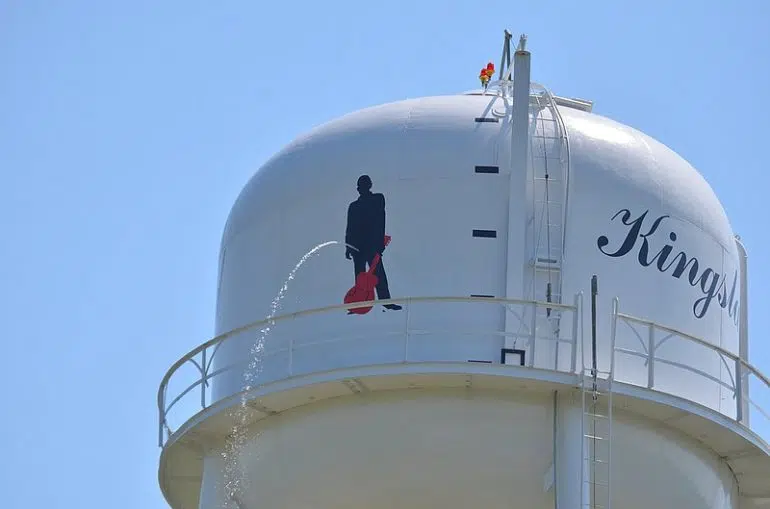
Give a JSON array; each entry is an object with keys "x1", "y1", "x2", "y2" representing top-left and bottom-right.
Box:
[{"x1": 597, "y1": 208, "x2": 740, "y2": 327}]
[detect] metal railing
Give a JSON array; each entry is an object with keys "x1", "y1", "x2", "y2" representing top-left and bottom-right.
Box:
[
  {"x1": 610, "y1": 297, "x2": 770, "y2": 440},
  {"x1": 157, "y1": 295, "x2": 770, "y2": 450},
  {"x1": 157, "y1": 295, "x2": 581, "y2": 446}
]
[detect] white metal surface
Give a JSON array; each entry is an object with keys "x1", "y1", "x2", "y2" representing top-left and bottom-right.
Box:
[
  {"x1": 202, "y1": 388, "x2": 559, "y2": 509},
  {"x1": 189, "y1": 388, "x2": 739, "y2": 509}
]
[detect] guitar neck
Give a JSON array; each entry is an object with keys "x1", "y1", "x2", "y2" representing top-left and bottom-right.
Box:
[{"x1": 366, "y1": 236, "x2": 389, "y2": 275}]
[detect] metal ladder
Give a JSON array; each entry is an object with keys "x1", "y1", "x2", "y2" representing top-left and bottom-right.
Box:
[
  {"x1": 580, "y1": 276, "x2": 613, "y2": 509},
  {"x1": 529, "y1": 89, "x2": 569, "y2": 312},
  {"x1": 580, "y1": 368, "x2": 613, "y2": 509},
  {"x1": 526, "y1": 87, "x2": 571, "y2": 373}
]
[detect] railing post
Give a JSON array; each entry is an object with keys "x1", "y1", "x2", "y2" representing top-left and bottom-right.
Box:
[
  {"x1": 403, "y1": 298, "x2": 412, "y2": 362},
  {"x1": 529, "y1": 301, "x2": 537, "y2": 368},
  {"x1": 554, "y1": 315, "x2": 560, "y2": 373},
  {"x1": 610, "y1": 297, "x2": 618, "y2": 379},
  {"x1": 571, "y1": 293, "x2": 580, "y2": 373},
  {"x1": 735, "y1": 358, "x2": 744, "y2": 423},
  {"x1": 201, "y1": 349, "x2": 207, "y2": 409},
  {"x1": 159, "y1": 384, "x2": 168, "y2": 447},
  {"x1": 647, "y1": 324, "x2": 655, "y2": 389}
]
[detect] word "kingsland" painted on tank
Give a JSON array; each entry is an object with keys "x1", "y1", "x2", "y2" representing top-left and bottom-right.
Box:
[{"x1": 596, "y1": 208, "x2": 739, "y2": 326}]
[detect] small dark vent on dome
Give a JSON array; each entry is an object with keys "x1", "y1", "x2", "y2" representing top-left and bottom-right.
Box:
[
  {"x1": 474, "y1": 165, "x2": 500, "y2": 174},
  {"x1": 474, "y1": 117, "x2": 499, "y2": 123},
  {"x1": 472, "y1": 229, "x2": 497, "y2": 238}
]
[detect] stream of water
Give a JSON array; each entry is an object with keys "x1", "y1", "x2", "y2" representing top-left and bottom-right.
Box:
[{"x1": 221, "y1": 240, "x2": 339, "y2": 508}]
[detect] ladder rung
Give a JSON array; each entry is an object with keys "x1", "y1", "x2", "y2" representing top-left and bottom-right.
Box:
[
  {"x1": 584, "y1": 413, "x2": 608, "y2": 419},
  {"x1": 583, "y1": 434, "x2": 606, "y2": 440},
  {"x1": 584, "y1": 480, "x2": 610, "y2": 488}
]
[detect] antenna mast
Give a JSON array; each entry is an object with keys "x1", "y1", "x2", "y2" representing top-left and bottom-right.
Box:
[
  {"x1": 498, "y1": 30, "x2": 513, "y2": 82},
  {"x1": 498, "y1": 31, "x2": 528, "y2": 83}
]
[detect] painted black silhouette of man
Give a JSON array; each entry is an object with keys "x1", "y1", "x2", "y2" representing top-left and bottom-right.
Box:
[{"x1": 345, "y1": 175, "x2": 402, "y2": 311}]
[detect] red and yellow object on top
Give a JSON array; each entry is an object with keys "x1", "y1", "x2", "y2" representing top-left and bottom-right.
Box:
[{"x1": 479, "y1": 62, "x2": 495, "y2": 88}]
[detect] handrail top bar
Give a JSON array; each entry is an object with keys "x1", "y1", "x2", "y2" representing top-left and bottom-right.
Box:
[{"x1": 156, "y1": 295, "x2": 575, "y2": 410}]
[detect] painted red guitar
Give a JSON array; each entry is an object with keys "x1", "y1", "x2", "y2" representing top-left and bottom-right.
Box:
[{"x1": 344, "y1": 235, "x2": 391, "y2": 315}]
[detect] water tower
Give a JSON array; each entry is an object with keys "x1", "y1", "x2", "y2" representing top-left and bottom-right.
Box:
[{"x1": 157, "y1": 33, "x2": 770, "y2": 509}]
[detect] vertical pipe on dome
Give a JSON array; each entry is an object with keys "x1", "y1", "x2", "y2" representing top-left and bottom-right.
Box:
[
  {"x1": 511, "y1": 36, "x2": 531, "y2": 147},
  {"x1": 735, "y1": 236, "x2": 750, "y2": 425},
  {"x1": 510, "y1": 39, "x2": 530, "y2": 260},
  {"x1": 503, "y1": 36, "x2": 531, "y2": 350}
]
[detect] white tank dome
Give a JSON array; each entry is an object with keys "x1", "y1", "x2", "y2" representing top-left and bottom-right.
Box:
[{"x1": 212, "y1": 90, "x2": 742, "y2": 415}]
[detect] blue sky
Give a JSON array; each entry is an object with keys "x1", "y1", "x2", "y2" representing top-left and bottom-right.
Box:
[{"x1": 1, "y1": 1, "x2": 768, "y2": 508}]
